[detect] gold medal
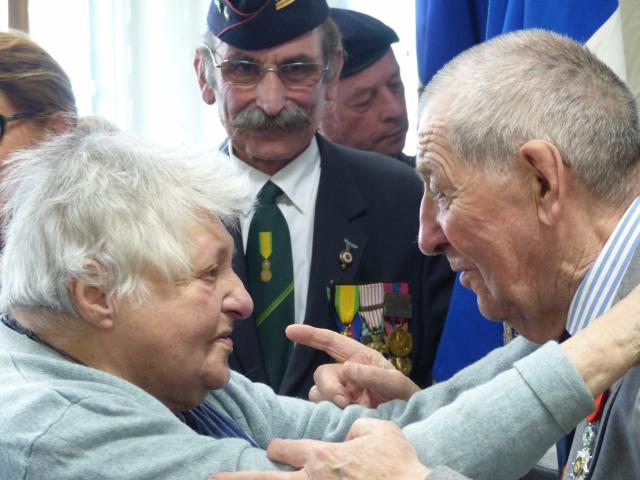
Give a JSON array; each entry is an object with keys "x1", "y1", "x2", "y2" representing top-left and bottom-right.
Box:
[
  {"x1": 260, "y1": 259, "x2": 272, "y2": 282},
  {"x1": 388, "y1": 328, "x2": 413, "y2": 357},
  {"x1": 391, "y1": 355, "x2": 412, "y2": 376},
  {"x1": 366, "y1": 332, "x2": 388, "y2": 354}
]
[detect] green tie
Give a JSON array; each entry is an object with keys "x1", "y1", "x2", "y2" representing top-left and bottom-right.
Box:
[{"x1": 246, "y1": 181, "x2": 294, "y2": 389}]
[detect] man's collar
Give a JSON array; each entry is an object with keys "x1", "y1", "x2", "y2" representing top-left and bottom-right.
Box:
[
  {"x1": 566, "y1": 195, "x2": 640, "y2": 334},
  {"x1": 228, "y1": 137, "x2": 320, "y2": 214}
]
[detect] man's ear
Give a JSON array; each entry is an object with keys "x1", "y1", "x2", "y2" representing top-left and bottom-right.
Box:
[
  {"x1": 519, "y1": 139, "x2": 568, "y2": 226},
  {"x1": 324, "y1": 49, "x2": 344, "y2": 103},
  {"x1": 321, "y1": 96, "x2": 339, "y2": 126},
  {"x1": 194, "y1": 50, "x2": 216, "y2": 105},
  {"x1": 69, "y1": 261, "x2": 114, "y2": 330}
]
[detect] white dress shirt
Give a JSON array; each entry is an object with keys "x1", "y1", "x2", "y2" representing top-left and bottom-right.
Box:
[{"x1": 229, "y1": 138, "x2": 321, "y2": 324}]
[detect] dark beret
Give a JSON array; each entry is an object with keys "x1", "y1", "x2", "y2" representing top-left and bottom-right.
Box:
[
  {"x1": 330, "y1": 8, "x2": 399, "y2": 78},
  {"x1": 208, "y1": 0, "x2": 329, "y2": 50}
]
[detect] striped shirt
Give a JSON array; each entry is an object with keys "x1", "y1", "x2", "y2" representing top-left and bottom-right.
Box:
[{"x1": 566, "y1": 196, "x2": 640, "y2": 334}]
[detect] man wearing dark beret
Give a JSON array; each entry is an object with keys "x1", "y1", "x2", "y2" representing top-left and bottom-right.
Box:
[
  {"x1": 320, "y1": 8, "x2": 414, "y2": 166},
  {"x1": 194, "y1": 0, "x2": 453, "y2": 398}
]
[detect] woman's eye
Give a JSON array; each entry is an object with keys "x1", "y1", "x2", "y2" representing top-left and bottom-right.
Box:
[{"x1": 201, "y1": 266, "x2": 219, "y2": 282}]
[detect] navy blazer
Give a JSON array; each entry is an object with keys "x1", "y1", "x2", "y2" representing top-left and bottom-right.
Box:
[{"x1": 228, "y1": 134, "x2": 454, "y2": 397}]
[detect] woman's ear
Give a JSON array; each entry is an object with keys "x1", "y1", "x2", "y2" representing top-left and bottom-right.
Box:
[{"x1": 69, "y1": 261, "x2": 114, "y2": 330}]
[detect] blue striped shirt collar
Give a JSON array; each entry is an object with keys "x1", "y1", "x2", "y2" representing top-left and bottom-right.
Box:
[{"x1": 567, "y1": 196, "x2": 640, "y2": 335}]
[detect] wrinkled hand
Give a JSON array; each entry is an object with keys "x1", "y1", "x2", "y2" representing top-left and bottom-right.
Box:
[
  {"x1": 286, "y1": 324, "x2": 419, "y2": 408},
  {"x1": 561, "y1": 283, "x2": 640, "y2": 397},
  {"x1": 209, "y1": 418, "x2": 430, "y2": 480},
  {"x1": 594, "y1": 283, "x2": 640, "y2": 366}
]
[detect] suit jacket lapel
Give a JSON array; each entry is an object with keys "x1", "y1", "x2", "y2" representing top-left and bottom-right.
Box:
[
  {"x1": 613, "y1": 243, "x2": 640, "y2": 301},
  {"x1": 585, "y1": 235, "x2": 640, "y2": 469},
  {"x1": 280, "y1": 135, "x2": 369, "y2": 392}
]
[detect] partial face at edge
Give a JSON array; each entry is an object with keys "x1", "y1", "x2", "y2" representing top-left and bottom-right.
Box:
[
  {"x1": 321, "y1": 50, "x2": 408, "y2": 158},
  {"x1": 0, "y1": 92, "x2": 46, "y2": 165}
]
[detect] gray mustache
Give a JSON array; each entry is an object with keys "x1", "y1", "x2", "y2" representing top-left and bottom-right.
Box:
[{"x1": 230, "y1": 105, "x2": 312, "y2": 133}]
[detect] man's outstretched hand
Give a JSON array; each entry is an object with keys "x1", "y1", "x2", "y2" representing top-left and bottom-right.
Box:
[
  {"x1": 286, "y1": 324, "x2": 419, "y2": 408},
  {"x1": 209, "y1": 418, "x2": 430, "y2": 480}
]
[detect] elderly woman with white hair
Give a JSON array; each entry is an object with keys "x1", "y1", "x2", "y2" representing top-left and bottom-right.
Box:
[{"x1": 1, "y1": 122, "x2": 640, "y2": 480}]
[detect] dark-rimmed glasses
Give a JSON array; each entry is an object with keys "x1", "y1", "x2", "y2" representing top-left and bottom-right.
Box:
[
  {"x1": 204, "y1": 45, "x2": 328, "y2": 87},
  {"x1": 0, "y1": 108, "x2": 44, "y2": 141}
]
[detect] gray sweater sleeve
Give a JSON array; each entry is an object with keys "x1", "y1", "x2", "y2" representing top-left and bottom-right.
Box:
[
  {"x1": 429, "y1": 466, "x2": 473, "y2": 480},
  {"x1": 214, "y1": 338, "x2": 593, "y2": 480},
  {"x1": 3, "y1": 328, "x2": 592, "y2": 480},
  {"x1": 398, "y1": 341, "x2": 593, "y2": 480}
]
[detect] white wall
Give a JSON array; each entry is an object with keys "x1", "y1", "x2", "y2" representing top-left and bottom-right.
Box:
[
  {"x1": 6, "y1": 1, "x2": 639, "y2": 154},
  {"x1": 29, "y1": 0, "x2": 223, "y2": 150},
  {"x1": 24, "y1": 1, "x2": 419, "y2": 154}
]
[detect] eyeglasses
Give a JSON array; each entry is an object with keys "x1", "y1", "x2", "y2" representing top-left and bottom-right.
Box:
[
  {"x1": 204, "y1": 45, "x2": 328, "y2": 87},
  {"x1": 0, "y1": 108, "x2": 44, "y2": 141}
]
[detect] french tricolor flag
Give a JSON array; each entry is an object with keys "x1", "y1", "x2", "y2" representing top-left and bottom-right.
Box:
[{"x1": 416, "y1": 0, "x2": 627, "y2": 382}]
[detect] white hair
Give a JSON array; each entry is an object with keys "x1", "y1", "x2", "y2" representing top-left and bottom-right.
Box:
[
  {"x1": 0, "y1": 119, "x2": 252, "y2": 325},
  {"x1": 421, "y1": 29, "x2": 640, "y2": 205}
]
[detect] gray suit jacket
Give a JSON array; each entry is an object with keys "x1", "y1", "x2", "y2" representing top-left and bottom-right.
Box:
[{"x1": 563, "y1": 243, "x2": 640, "y2": 479}]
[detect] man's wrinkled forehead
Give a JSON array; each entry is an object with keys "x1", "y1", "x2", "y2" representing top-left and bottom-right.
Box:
[{"x1": 417, "y1": 114, "x2": 451, "y2": 179}]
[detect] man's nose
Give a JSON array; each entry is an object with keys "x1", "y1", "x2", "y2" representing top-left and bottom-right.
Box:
[
  {"x1": 418, "y1": 193, "x2": 448, "y2": 255},
  {"x1": 378, "y1": 86, "x2": 406, "y2": 123},
  {"x1": 254, "y1": 70, "x2": 287, "y2": 116}
]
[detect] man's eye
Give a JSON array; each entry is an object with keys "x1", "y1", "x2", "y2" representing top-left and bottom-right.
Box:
[
  {"x1": 227, "y1": 61, "x2": 260, "y2": 76},
  {"x1": 351, "y1": 95, "x2": 373, "y2": 112},
  {"x1": 388, "y1": 81, "x2": 403, "y2": 94},
  {"x1": 434, "y1": 192, "x2": 447, "y2": 202},
  {"x1": 428, "y1": 181, "x2": 448, "y2": 204},
  {"x1": 280, "y1": 62, "x2": 322, "y2": 83},
  {"x1": 281, "y1": 63, "x2": 313, "y2": 74}
]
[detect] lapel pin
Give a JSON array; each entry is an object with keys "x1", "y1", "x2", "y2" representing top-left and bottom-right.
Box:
[{"x1": 339, "y1": 238, "x2": 359, "y2": 270}]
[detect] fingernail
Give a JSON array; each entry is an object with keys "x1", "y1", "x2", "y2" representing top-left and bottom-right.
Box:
[{"x1": 334, "y1": 394, "x2": 348, "y2": 408}]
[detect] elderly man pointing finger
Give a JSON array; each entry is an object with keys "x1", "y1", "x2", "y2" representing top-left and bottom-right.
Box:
[{"x1": 245, "y1": 28, "x2": 640, "y2": 480}]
